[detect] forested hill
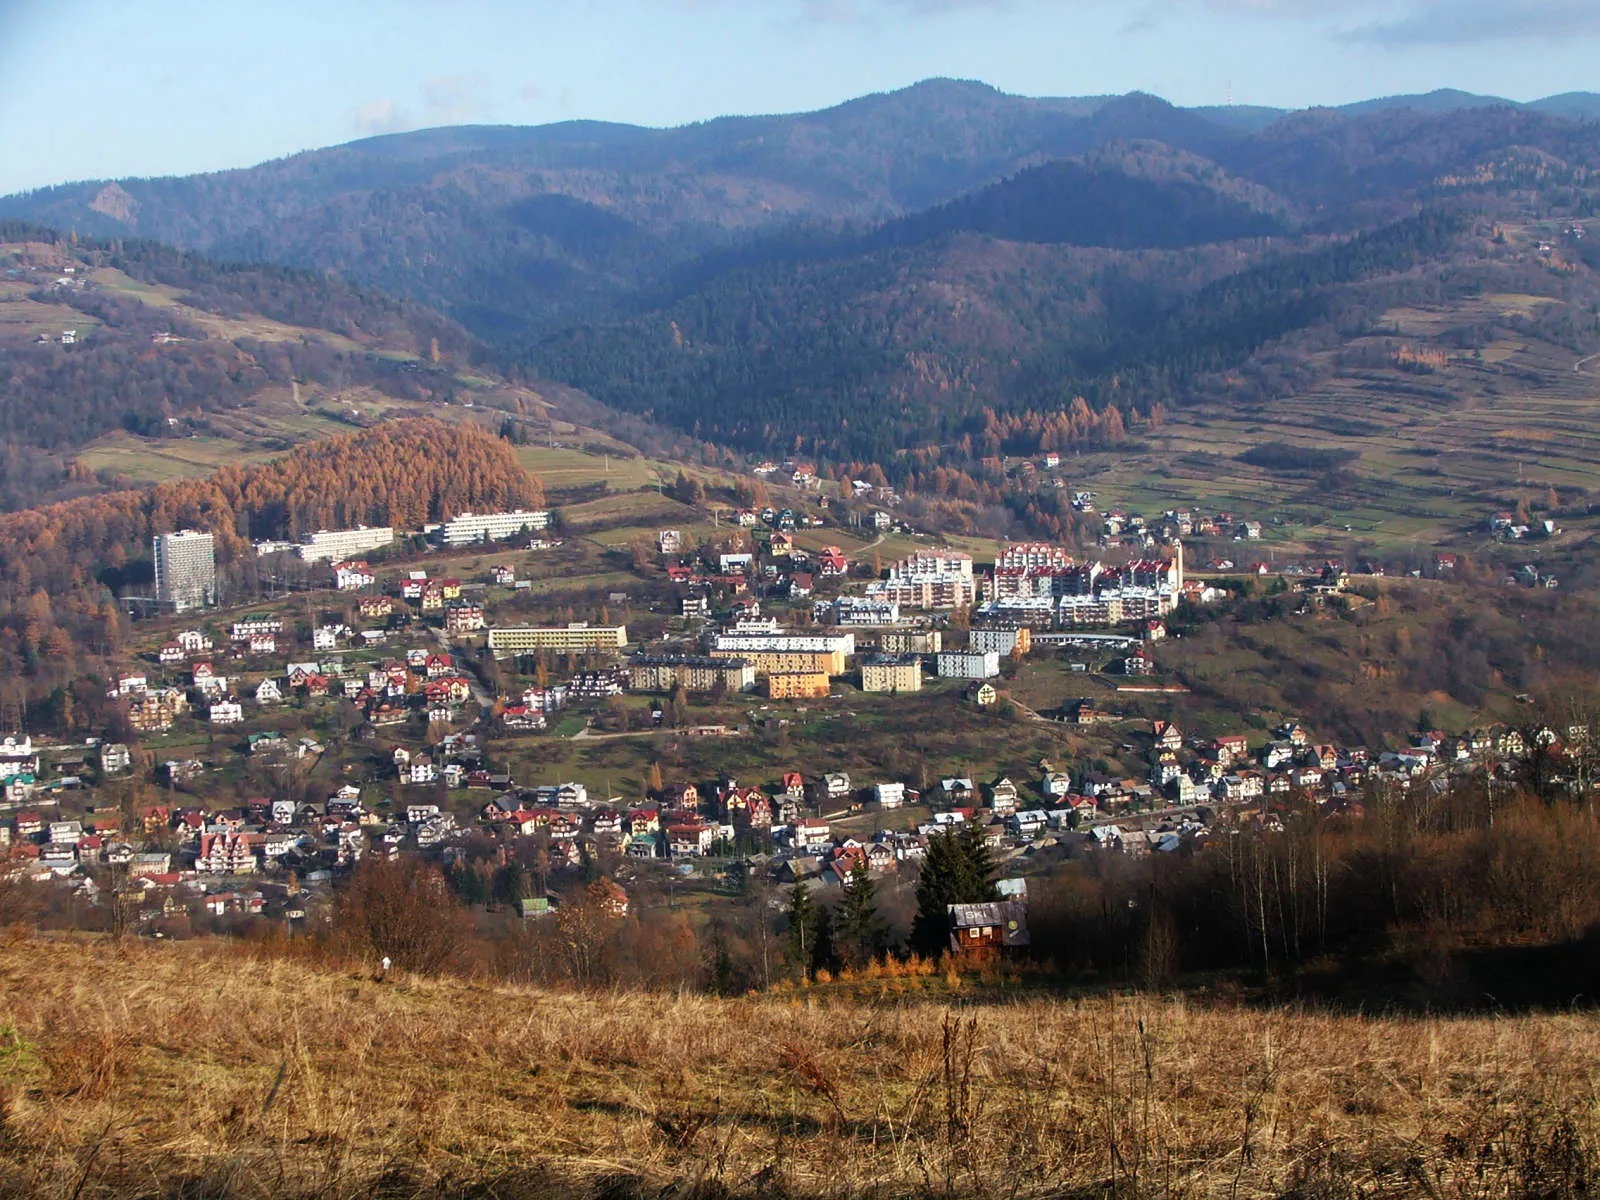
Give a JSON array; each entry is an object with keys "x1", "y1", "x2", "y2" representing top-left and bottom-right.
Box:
[
  {"x1": 5, "y1": 81, "x2": 1599, "y2": 341},
  {"x1": 0, "y1": 226, "x2": 481, "y2": 513},
  {"x1": 872, "y1": 156, "x2": 1288, "y2": 252},
  {"x1": 517, "y1": 210, "x2": 1475, "y2": 465}
]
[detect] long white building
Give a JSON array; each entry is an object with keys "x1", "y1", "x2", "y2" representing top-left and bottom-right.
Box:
[
  {"x1": 711, "y1": 631, "x2": 856, "y2": 657},
  {"x1": 487, "y1": 624, "x2": 628, "y2": 655},
  {"x1": 298, "y1": 526, "x2": 395, "y2": 563},
  {"x1": 437, "y1": 510, "x2": 551, "y2": 546}
]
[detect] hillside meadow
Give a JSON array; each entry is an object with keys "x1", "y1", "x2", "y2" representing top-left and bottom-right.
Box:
[{"x1": 1, "y1": 936, "x2": 1597, "y2": 1199}]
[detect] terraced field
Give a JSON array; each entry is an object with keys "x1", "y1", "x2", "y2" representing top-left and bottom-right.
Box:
[
  {"x1": 513, "y1": 443, "x2": 662, "y2": 491},
  {"x1": 75, "y1": 389, "x2": 443, "y2": 485},
  {"x1": 88, "y1": 266, "x2": 372, "y2": 350},
  {"x1": 0, "y1": 291, "x2": 98, "y2": 343},
  {"x1": 1067, "y1": 319, "x2": 1600, "y2": 555}
]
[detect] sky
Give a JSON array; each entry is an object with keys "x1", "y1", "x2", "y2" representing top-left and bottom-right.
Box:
[{"x1": 2, "y1": 0, "x2": 1599, "y2": 194}]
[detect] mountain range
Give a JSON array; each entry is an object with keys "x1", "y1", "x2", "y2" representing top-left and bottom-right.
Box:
[
  {"x1": 4, "y1": 80, "x2": 1596, "y2": 337},
  {"x1": 2, "y1": 78, "x2": 1599, "y2": 472}
]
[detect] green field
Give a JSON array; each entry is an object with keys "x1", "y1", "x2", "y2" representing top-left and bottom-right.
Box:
[
  {"x1": 0, "y1": 292, "x2": 100, "y2": 344},
  {"x1": 513, "y1": 444, "x2": 660, "y2": 491},
  {"x1": 557, "y1": 490, "x2": 700, "y2": 531},
  {"x1": 76, "y1": 433, "x2": 281, "y2": 483},
  {"x1": 89, "y1": 266, "x2": 370, "y2": 351}
]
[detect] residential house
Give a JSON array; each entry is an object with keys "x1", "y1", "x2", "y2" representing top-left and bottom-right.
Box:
[
  {"x1": 668, "y1": 822, "x2": 714, "y2": 857},
  {"x1": 100, "y1": 743, "x2": 131, "y2": 775},
  {"x1": 1009, "y1": 810, "x2": 1048, "y2": 839},
  {"x1": 209, "y1": 699, "x2": 244, "y2": 725},
  {"x1": 986, "y1": 778, "x2": 1020, "y2": 815},
  {"x1": 794, "y1": 818, "x2": 830, "y2": 850},
  {"x1": 177, "y1": 629, "x2": 213, "y2": 655},
  {"x1": 1214, "y1": 734, "x2": 1248, "y2": 766},
  {"x1": 334, "y1": 561, "x2": 376, "y2": 591},
  {"x1": 198, "y1": 832, "x2": 258, "y2": 875},
  {"x1": 941, "y1": 778, "x2": 975, "y2": 804},
  {"x1": 445, "y1": 602, "x2": 486, "y2": 634}
]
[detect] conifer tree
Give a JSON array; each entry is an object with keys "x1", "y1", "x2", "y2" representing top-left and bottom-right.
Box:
[
  {"x1": 912, "y1": 824, "x2": 998, "y2": 955},
  {"x1": 839, "y1": 860, "x2": 886, "y2": 966},
  {"x1": 784, "y1": 879, "x2": 817, "y2": 975}
]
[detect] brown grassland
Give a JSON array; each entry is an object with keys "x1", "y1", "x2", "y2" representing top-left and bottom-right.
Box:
[{"x1": 1, "y1": 937, "x2": 1597, "y2": 1199}]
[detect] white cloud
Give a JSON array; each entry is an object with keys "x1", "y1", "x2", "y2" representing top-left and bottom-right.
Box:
[
  {"x1": 351, "y1": 74, "x2": 498, "y2": 138},
  {"x1": 732, "y1": 0, "x2": 1600, "y2": 44},
  {"x1": 352, "y1": 98, "x2": 411, "y2": 136},
  {"x1": 422, "y1": 73, "x2": 491, "y2": 124},
  {"x1": 1337, "y1": 0, "x2": 1600, "y2": 45}
]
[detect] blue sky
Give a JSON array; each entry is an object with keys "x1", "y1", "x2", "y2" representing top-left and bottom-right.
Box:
[{"x1": 2, "y1": 0, "x2": 1598, "y2": 194}]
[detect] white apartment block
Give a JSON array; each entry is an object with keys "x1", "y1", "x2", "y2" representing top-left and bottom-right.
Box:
[
  {"x1": 869, "y1": 548, "x2": 978, "y2": 609},
  {"x1": 298, "y1": 526, "x2": 395, "y2": 563},
  {"x1": 936, "y1": 650, "x2": 1001, "y2": 679},
  {"x1": 969, "y1": 626, "x2": 1027, "y2": 657},
  {"x1": 487, "y1": 624, "x2": 629, "y2": 655},
  {"x1": 711, "y1": 632, "x2": 856, "y2": 657},
  {"x1": 830, "y1": 596, "x2": 900, "y2": 626},
  {"x1": 154, "y1": 530, "x2": 216, "y2": 612},
  {"x1": 995, "y1": 542, "x2": 1075, "y2": 571},
  {"x1": 437, "y1": 510, "x2": 551, "y2": 546}
]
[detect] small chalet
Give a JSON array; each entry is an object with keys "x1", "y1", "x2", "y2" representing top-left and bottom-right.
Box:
[{"x1": 948, "y1": 900, "x2": 1030, "y2": 956}]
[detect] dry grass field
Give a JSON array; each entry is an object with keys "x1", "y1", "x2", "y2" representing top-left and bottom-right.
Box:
[{"x1": 2, "y1": 937, "x2": 1598, "y2": 1200}]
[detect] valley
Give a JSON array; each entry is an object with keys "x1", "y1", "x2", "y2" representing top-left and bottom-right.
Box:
[{"x1": 5, "y1": 71, "x2": 1600, "y2": 1200}]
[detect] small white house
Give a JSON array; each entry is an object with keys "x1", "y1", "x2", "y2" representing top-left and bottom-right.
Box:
[{"x1": 209, "y1": 700, "x2": 244, "y2": 726}]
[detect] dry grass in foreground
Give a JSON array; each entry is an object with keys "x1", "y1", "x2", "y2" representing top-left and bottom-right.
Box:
[{"x1": 0, "y1": 937, "x2": 1597, "y2": 1199}]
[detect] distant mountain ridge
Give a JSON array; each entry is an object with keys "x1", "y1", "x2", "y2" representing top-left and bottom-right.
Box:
[
  {"x1": 4, "y1": 78, "x2": 1600, "y2": 477},
  {"x1": 4, "y1": 78, "x2": 1595, "y2": 342}
]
